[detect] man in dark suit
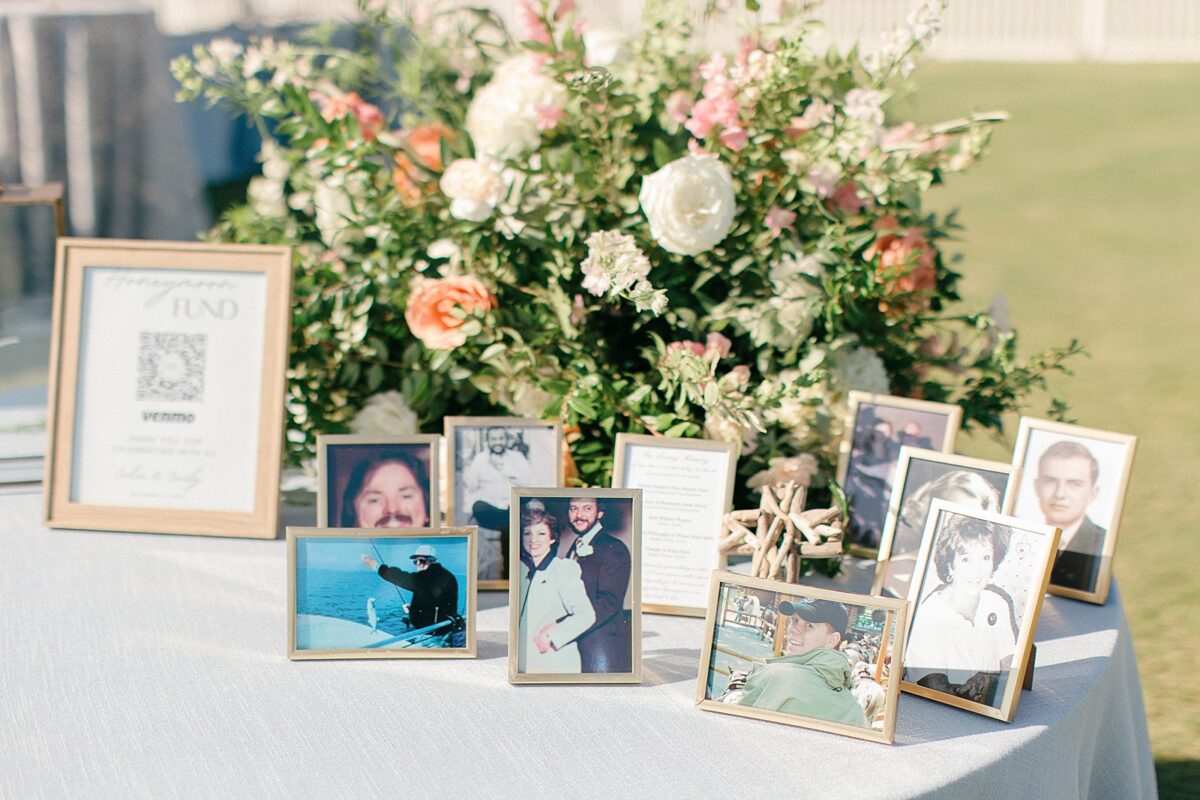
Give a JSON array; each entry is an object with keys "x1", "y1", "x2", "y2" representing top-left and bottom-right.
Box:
[
  {"x1": 1035, "y1": 441, "x2": 1107, "y2": 594},
  {"x1": 565, "y1": 497, "x2": 632, "y2": 673}
]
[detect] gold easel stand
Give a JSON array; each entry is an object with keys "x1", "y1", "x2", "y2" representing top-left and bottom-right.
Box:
[
  {"x1": 718, "y1": 481, "x2": 846, "y2": 582},
  {"x1": 0, "y1": 181, "x2": 68, "y2": 236}
]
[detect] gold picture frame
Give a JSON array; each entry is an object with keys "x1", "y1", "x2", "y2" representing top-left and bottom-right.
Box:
[
  {"x1": 316, "y1": 434, "x2": 442, "y2": 529},
  {"x1": 508, "y1": 487, "x2": 643, "y2": 685},
  {"x1": 836, "y1": 391, "x2": 963, "y2": 557},
  {"x1": 611, "y1": 433, "x2": 738, "y2": 617},
  {"x1": 1009, "y1": 417, "x2": 1137, "y2": 605},
  {"x1": 695, "y1": 571, "x2": 907, "y2": 744},
  {"x1": 287, "y1": 526, "x2": 477, "y2": 660},
  {"x1": 871, "y1": 447, "x2": 1021, "y2": 599},
  {"x1": 44, "y1": 238, "x2": 291, "y2": 538},
  {"x1": 900, "y1": 500, "x2": 1060, "y2": 722},
  {"x1": 444, "y1": 416, "x2": 564, "y2": 591}
]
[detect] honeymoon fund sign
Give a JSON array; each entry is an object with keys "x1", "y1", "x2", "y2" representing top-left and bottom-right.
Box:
[{"x1": 69, "y1": 267, "x2": 268, "y2": 512}]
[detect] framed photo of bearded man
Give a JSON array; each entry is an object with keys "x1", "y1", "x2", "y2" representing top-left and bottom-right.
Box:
[
  {"x1": 1009, "y1": 418, "x2": 1137, "y2": 605},
  {"x1": 508, "y1": 487, "x2": 642, "y2": 685},
  {"x1": 317, "y1": 434, "x2": 441, "y2": 531},
  {"x1": 445, "y1": 417, "x2": 564, "y2": 590}
]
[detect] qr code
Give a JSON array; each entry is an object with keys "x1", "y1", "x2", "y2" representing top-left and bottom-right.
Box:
[{"x1": 137, "y1": 332, "x2": 206, "y2": 403}]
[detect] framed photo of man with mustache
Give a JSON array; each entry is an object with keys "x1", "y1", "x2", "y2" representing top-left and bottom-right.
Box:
[
  {"x1": 317, "y1": 434, "x2": 441, "y2": 530},
  {"x1": 508, "y1": 487, "x2": 642, "y2": 685}
]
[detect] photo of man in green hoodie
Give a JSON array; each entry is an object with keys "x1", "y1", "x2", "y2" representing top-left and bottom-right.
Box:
[{"x1": 732, "y1": 598, "x2": 868, "y2": 728}]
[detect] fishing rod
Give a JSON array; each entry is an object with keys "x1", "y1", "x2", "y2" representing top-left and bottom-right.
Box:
[{"x1": 368, "y1": 539, "x2": 413, "y2": 628}]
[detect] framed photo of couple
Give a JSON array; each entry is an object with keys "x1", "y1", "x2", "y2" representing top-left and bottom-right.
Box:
[
  {"x1": 508, "y1": 488, "x2": 642, "y2": 685},
  {"x1": 445, "y1": 417, "x2": 564, "y2": 590},
  {"x1": 1008, "y1": 417, "x2": 1137, "y2": 604},
  {"x1": 317, "y1": 434, "x2": 441, "y2": 530},
  {"x1": 695, "y1": 572, "x2": 907, "y2": 744},
  {"x1": 836, "y1": 392, "x2": 962, "y2": 557},
  {"x1": 901, "y1": 500, "x2": 1060, "y2": 722},
  {"x1": 43, "y1": 239, "x2": 291, "y2": 538},
  {"x1": 288, "y1": 526, "x2": 477, "y2": 660}
]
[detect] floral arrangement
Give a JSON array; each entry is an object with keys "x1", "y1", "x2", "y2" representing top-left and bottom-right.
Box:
[{"x1": 173, "y1": 0, "x2": 1078, "y2": 504}]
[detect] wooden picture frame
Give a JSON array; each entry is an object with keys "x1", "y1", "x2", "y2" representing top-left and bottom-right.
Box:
[
  {"x1": 695, "y1": 571, "x2": 907, "y2": 744},
  {"x1": 1009, "y1": 417, "x2": 1137, "y2": 604},
  {"x1": 444, "y1": 416, "x2": 564, "y2": 591},
  {"x1": 287, "y1": 526, "x2": 477, "y2": 660},
  {"x1": 508, "y1": 487, "x2": 643, "y2": 685},
  {"x1": 836, "y1": 391, "x2": 963, "y2": 557},
  {"x1": 900, "y1": 500, "x2": 1060, "y2": 722},
  {"x1": 317, "y1": 434, "x2": 442, "y2": 529},
  {"x1": 44, "y1": 238, "x2": 291, "y2": 538},
  {"x1": 871, "y1": 447, "x2": 1021, "y2": 599},
  {"x1": 611, "y1": 433, "x2": 737, "y2": 617}
]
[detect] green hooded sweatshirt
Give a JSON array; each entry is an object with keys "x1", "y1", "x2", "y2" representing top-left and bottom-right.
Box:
[{"x1": 737, "y1": 648, "x2": 867, "y2": 727}]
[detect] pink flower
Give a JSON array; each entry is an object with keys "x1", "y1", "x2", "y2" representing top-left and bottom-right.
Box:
[
  {"x1": 727, "y1": 364, "x2": 751, "y2": 387},
  {"x1": 698, "y1": 53, "x2": 728, "y2": 82},
  {"x1": 830, "y1": 182, "x2": 865, "y2": 214},
  {"x1": 555, "y1": 0, "x2": 576, "y2": 17},
  {"x1": 516, "y1": 0, "x2": 552, "y2": 45},
  {"x1": 719, "y1": 126, "x2": 749, "y2": 151},
  {"x1": 404, "y1": 276, "x2": 497, "y2": 350},
  {"x1": 668, "y1": 340, "x2": 706, "y2": 357},
  {"x1": 881, "y1": 121, "x2": 920, "y2": 151},
  {"x1": 687, "y1": 139, "x2": 710, "y2": 157},
  {"x1": 706, "y1": 332, "x2": 732, "y2": 358},
  {"x1": 312, "y1": 91, "x2": 385, "y2": 142},
  {"x1": 666, "y1": 90, "x2": 694, "y2": 124},
  {"x1": 806, "y1": 162, "x2": 841, "y2": 199},
  {"x1": 535, "y1": 103, "x2": 565, "y2": 130},
  {"x1": 765, "y1": 206, "x2": 797, "y2": 240}
]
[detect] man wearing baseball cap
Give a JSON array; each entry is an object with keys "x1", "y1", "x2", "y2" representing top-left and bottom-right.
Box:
[
  {"x1": 735, "y1": 597, "x2": 868, "y2": 727},
  {"x1": 361, "y1": 544, "x2": 458, "y2": 630}
]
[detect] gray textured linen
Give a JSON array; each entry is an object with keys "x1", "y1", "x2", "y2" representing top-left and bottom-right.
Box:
[{"x1": 0, "y1": 488, "x2": 1156, "y2": 799}]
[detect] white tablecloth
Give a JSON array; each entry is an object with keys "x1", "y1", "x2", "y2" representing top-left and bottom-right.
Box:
[{"x1": 0, "y1": 488, "x2": 1157, "y2": 799}]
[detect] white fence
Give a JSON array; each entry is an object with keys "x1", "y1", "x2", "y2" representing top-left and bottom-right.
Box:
[{"x1": 150, "y1": 0, "x2": 1200, "y2": 62}]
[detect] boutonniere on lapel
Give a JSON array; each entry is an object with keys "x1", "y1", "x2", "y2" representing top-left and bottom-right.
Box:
[{"x1": 575, "y1": 540, "x2": 594, "y2": 557}]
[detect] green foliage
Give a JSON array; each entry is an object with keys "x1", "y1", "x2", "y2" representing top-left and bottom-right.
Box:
[{"x1": 175, "y1": 0, "x2": 1078, "y2": 524}]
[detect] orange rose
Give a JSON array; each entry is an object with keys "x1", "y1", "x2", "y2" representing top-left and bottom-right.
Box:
[
  {"x1": 866, "y1": 216, "x2": 937, "y2": 312},
  {"x1": 408, "y1": 123, "x2": 451, "y2": 171},
  {"x1": 390, "y1": 125, "x2": 452, "y2": 207},
  {"x1": 404, "y1": 276, "x2": 496, "y2": 350},
  {"x1": 391, "y1": 153, "x2": 423, "y2": 207}
]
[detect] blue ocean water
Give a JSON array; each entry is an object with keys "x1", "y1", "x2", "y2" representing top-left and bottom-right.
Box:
[
  {"x1": 296, "y1": 536, "x2": 469, "y2": 637},
  {"x1": 707, "y1": 622, "x2": 774, "y2": 698}
]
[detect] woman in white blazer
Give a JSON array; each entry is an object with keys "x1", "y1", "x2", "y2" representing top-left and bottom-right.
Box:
[{"x1": 518, "y1": 507, "x2": 596, "y2": 673}]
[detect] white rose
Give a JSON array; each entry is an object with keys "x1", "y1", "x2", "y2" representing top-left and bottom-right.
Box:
[
  {"x1": 350, "y1": 391, "x2": 419, "y2": 436},
  {"x1": 639, "y1": 155, "x2": 737, "y2": 256},
  {"x1": 834, "y1": 347, "x2": 890, "y2": 395},
  {"x1": 466, "y1": 55, "x2": 566, "y2": 160},
  {"x1": 584, "y1": 27, "x2": 629, "y2": 67},
  {"x1": 439, "y1": 158, "x2": 506, "y2": 222},
  {"x1": 313, "y1": 178, "x2": 353, "y2": 246}
]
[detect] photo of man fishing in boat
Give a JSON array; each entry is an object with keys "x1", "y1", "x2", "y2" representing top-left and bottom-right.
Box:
[{"x1": 289, "y1": 529, "x2": 476, "y2": 659}]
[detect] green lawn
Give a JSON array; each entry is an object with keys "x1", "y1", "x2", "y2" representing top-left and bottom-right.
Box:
[{"x1": 896, "y1": 62, "x2": 1200, "y2": 796}]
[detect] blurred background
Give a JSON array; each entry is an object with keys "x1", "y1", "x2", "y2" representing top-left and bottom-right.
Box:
[{"x1": 1, "y1": 1, "x2": 1195, "y2": 793}]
